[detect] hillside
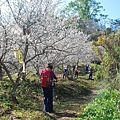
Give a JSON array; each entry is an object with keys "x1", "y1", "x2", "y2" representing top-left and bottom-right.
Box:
[{"x1": 0, "y1": 71, "x2": 100, "y2": 120}]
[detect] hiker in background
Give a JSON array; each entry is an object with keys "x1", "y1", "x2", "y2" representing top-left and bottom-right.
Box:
[
  {"x1": 63, "y1": 67, "x2": 68, "y2": 79},
  {"x1": 40, "y1": 63, "x2": 57, "y2": 113},
  {"x1": 89, "y1": 67, "x2": 93, "y2": 80},
  {"x1": 67, "y1": 64, "x2": 71, "y2": 75},
  {"x1": 85, "y1": 63, "x2": 89, "y2": 74},
  {"x1": 72, "y1": 64, "x2": 76, "y2": 72},
  {"x1": 74, "y1": 66, "x2": 79, "y2": 79}
]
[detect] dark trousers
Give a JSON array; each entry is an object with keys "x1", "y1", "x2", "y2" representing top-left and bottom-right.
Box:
[
  {"x1": 89, "y1": 73, "x2": 92, "y2": 80},
  {"x1": 74, "y1": 71, "x2": 78, "y2": 78},
  {"x1": 86, "y1": 68, "x2": 89, "y2": 74},
  {"x1": 63, "y1": 72, "x2": 68, "y2": 79},
  {"x1": 42, "y1": 86, "x2": 53, "y2": 112}
]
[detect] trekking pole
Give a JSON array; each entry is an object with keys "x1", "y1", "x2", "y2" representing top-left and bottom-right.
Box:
[{"x1": 52, "y1": 80, "x2": 58, "y2": 100}]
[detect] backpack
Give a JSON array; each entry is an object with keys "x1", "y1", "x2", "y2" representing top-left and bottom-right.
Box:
[
  {"x1": 63, "y1": 68, "x2": 67, "y2": 73},
  {"x1": 40, "y1": 69, "x2": 51, "y2": 88}
]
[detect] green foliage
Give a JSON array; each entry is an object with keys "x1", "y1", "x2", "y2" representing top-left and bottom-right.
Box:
[
  {"x1": 93, "y1": 29, "x2": 120, "y2": 90},
  {"x1": 60, "y1": 0, "x2": 108, "y2": 34},
  {"x1": 10, "y1": 110, "x2": 48, "y2": 120},
  {"x1": 108, "y1": 73, "x2": 120, "y2": 90},
  {"x1": 0, "y1": 79, "x2": 13, "y2": 111},
  {"x1": 89, "y1": 32, "x2": 101, "y2": 41},
  {"x1": 78, "y1": 89, "x2": 120, "y2": 120},
  {"x1": 62, "y1": 0, "x2": 104, "y2": 20},
  {"x1": 0, "y1": 73, "x2": 46, "y2": 119},
  {"x1": 109, "y1": 19, "x2": 120, "y2": 31},
  {"x1": 94, "y1": 64, "x2": 104, "y2": 80}
]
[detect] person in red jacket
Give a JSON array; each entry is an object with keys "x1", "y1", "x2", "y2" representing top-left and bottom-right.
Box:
[
  {"x1": 74, "y1": 66, "x2": 78, "y2": 79},
  {"x1": 89, "y1": 67, "x2": 93, "y2": 80},
  {"x1": 40, "y1": 63, "x2": 57, "y2": 113}
]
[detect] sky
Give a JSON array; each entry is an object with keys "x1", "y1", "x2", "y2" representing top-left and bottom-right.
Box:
[
  {"x1": 65, "y1": 0, "x2": 120, "y2": 20},
  {"x1": 0, "y1": 0, "x2": 120, "y2": 20},
  {"x1": 96, "y1": 0, "x2": 120, "y2": 19}
]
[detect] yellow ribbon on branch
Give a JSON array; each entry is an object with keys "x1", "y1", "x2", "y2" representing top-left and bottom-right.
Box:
[
  {"x1": 18, "y1": 48, "x2": 23, "y2": 63},
  {"x1": 13, "y1": 48, "x2": 23, "y2": 63},
  {"x1": 13, "y1": 49, "x2": 18, "y2": 59}
]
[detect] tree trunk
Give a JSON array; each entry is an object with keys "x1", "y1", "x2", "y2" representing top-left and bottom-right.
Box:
[
  {"x1": 10, "y1": 78, "x2": 20, "y2": 104},
  {"x1": 11, "y1": 92, "x2": 19, "y2": 104},
  {"x1": 0, "y1": 65, "x2": 2, "y2": 80}
]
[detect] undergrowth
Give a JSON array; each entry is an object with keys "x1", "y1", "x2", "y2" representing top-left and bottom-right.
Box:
[
  {"x1": 78, "y1": 89, "x2": 120, "y2": 120},
  {"x1": 0, "y1": 72, "x2": 91, "y2": 120}
]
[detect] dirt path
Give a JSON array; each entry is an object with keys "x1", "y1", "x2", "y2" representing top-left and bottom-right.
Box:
[{"x1": 45, "y1": 78, "x2": 99, "y2": 120}]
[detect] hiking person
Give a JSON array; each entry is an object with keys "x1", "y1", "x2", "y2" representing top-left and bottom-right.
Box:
[
  {"x1": 89, "y1": 67, "x2": 93, "y2": 80},
  {"x1": 40, "y1": 63, "x2": 57, "y2": 113},
  {"x1": 63, "y1": 68, "x2": 68, "y2": 79},
  {"x1": 85, "y1": 63, "x2": 89, "y2": 74},
  {"x1": 74, "y1": 66, "x2": 78, "y2": 79},
  {"x1": 72, "y1": 64, "x2": 76, "y2": 72},
  {"x1": 67, "y1": 64, "x2": 71, "y2": 75}
]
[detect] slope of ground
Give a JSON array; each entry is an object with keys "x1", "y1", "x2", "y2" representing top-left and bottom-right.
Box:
[
  {"x1": 44, "y1": 75, "x2": 99, "y2": 120},
  {"x1": 0, "y1": 73, "x2": 99, "y2": 120}
]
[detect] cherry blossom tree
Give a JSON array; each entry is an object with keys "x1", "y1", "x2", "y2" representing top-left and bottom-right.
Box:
[{"x1": 0, "y1": 0, "x2": 97, "y2": 103}]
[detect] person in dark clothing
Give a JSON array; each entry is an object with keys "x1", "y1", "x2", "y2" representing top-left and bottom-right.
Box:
[
  {"x1": 63, "y1": 68, "x2": 68, "y2": 79},
  {"x1": 40, "y1": 63, "x2": 57, "y2": 113},
  {"x1": 72, "y1": 64, "x2": 76, "y2": 72},
  {"x1": 85, "y1": 63, "x2": 89, "y2": 74},
  {"x1": 74, "y1": 66, "x2": 78, "y2": 79},
  {"x1": 89, "y1": 67, "x2": 93, "y2": 80}
]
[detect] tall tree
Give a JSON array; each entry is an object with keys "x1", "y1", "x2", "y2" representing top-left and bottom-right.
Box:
[
  {"x1": 109, "y1": 18, "x2": 120, "y2": 31},
  {"x1": 61, "y1": 0, "x2": 107, "y2": 34},
  {"x1": 62, "y1": 0, "x2": 104, "y2": 20}
]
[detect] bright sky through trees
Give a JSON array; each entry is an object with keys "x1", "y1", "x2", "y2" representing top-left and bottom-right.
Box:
[
  {"x1": 65, "y1": 0, "x2": 120, "y2": 19},
  {"x1": 96, "y1": 0, "x2": 120, "y2": 19}
]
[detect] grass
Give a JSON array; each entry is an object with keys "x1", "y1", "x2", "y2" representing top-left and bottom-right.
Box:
[{"x1": 0, "y1": 71, "x2": 96, "y2": 120}]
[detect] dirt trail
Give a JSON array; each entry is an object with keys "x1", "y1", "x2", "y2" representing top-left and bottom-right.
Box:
[{"x1": 46, "y1": 78, "x2": 99, "y2": 120}]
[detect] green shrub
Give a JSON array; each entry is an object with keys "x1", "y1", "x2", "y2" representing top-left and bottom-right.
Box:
[
  {"x1": 108, "y1": 73, "x2": 120, "y2": 90},
  {"x1": 78, "y1": 89, "x2": 120, "y2": 120},
  {"x1": 94, "y1": 64, "x2": 104, "y2": 80}
]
